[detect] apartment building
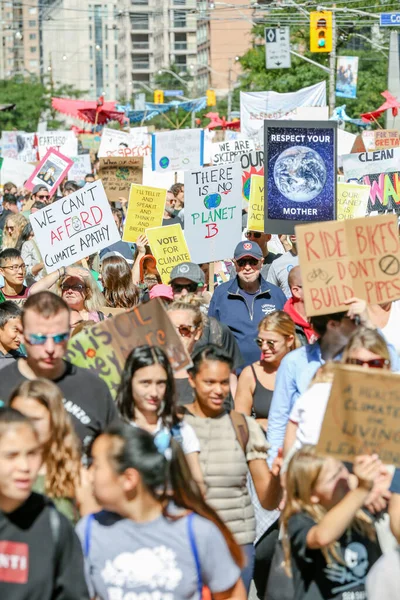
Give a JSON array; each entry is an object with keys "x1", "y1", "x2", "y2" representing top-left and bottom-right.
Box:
[{"x1": 0, "y1": 0, "x2": 41, "y2": 79}]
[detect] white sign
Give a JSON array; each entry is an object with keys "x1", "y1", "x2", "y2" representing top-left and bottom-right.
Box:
[
  {"x1": 0, "y1": 157, "x2": 35, "y2": 188},
  {"x1": 68, "y1": 155, "x2": 92, "y2": 184},
  {"x1": 265, "y1": 27, "x2": 291, "y2": 70},
  {"x1": 16, "y1": 133, "x2": 37, "y2": 163},
  {"x1": 211, "y1": 139, "x2": 256, "y2": 165},
  {"x1": 38, "y1": 131, "x2": 78, "y2": 160},
  {"x1": 184, "y1": 164, "x2": 242, "y2": 263},
  {"x1": 30, "y1": 181, "x2": 120, "y2": 273},
  {"x1": 98, "y1": 127, "x2": 151, "y2": 158},
  {"x1": 152, "y1": 129, "x2": 205, "y2": 173},
  {"x1": 1, "y1": 132, "x2": 18, "y2": 159},
  {"x1": 342, "y1": 147, "x2": 400, "y2": 181}
]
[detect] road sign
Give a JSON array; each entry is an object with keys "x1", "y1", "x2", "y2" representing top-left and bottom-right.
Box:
[
  {"x1": 265, "y1": 27, "x2": 291, "y2": 69},
  {"x1": 164, "y1": 90, "x2": 184, "y2": 97},
  {"x1": 380, "y1": 13, "x2": 400, "y2": 26}
]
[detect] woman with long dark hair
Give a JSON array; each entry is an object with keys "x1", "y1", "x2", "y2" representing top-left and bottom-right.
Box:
[
  {"x1": 76, "y1": 424, "x2": 246, "y2": 600},
  {"x1": 100, "y1": 255, "x2": 139, "y2": 309}
]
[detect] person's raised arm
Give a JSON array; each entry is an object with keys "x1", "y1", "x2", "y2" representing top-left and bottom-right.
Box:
[
  {"x1": 132, "y1": 234, "x2": 147, "y2": 285},
  {"x1": 29, "y1": 266, "x2": 66, "y2": 294}
]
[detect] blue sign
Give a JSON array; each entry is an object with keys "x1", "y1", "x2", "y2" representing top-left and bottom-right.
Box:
[
  {"x1": 380, "y1": 13, "x2": 400, "y2": 26},
  {"x1": 164, "y1": 90, "x2": 184, "y2": 97}
]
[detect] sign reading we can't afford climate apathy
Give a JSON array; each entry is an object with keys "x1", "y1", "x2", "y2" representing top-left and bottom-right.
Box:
[
  {"x1": 30, "y1": 181, "x2": 120, "y2": 273},
  {"x1": 146, "y1": 224, "x2": 191, "y2": 284},
  {"x1": 296, "y1": 213, "x2": 400, "y2": 317},
  {"x1": 184, "y1": 164, "x2": 242, "y2": 264}
]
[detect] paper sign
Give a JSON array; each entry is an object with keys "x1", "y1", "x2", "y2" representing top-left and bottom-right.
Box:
[
  {"x1": 317, "y1": 365, "x2": 400, "y2": 466},
  {"x1": 1, "y1": 132, "x2": 18, "y2": 159},
  {"x1": 184, "y1": 164, "x2": 242, "y2": 264},
  {"x1": 122, "y1": 184, "x2": 166, "y2": 243},
  {"x1": 211, "y1": 139, "x2": 255, "y2": 165},
  {"x1": 373, "y1": 129, "x2": 400, "y2": 149},
  {"x1": 69, "y1": 155, "x2": 92, "y2": 184},
  {"x1": 25, "y1": 148, "x2": 73, "y2": 197},
  {"x1": 38, "y1": 131, "x2": 77, "y2": 160},
  {"x1": 29, "y1": 180, "x2": 120, "y2": 273},
  {"x1": 241, "y1": 150, "x2": 264, "y2": 203},
  {"x1": 146, "y1": 224, "x2": 191, "y2": 284},
  {"x1": 336, "y1": 183, "x2": 370, "y2": 221},
  {"x1": 98, "y1": 156, "x2": 143, "y2": 202},
  {"x1": 65, "y1": 298, "x2": 191, "y2": 396},
  {"x1": 342, "y1": 148, "x2": 400, "y2": 181},
  {"x1": 247, "y1": 175, "x2": 264, "y2": 231},
  {"x1": 151, "y1": 129, "x2": 204, "y2": 172},
  {"x1": 79, "y1": 134, "x2": 101, "y2": 153},
  {"x1": 0, "y1": 157, "x2": 35, "y2": 188},
  {"x1": 296, "y1": 213, "x2": 400, "y2": 317},
  {"x1": 98, "y1": 127, "x2": 151, "y2": 158}
]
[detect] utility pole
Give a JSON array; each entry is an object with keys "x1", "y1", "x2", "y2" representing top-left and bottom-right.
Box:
[
  {"x1": 328, "y1": 10, "x2": 336, "y2": 116},
  {"x1": 227, "y1": 60, "x2": 232, "y2": 121}
]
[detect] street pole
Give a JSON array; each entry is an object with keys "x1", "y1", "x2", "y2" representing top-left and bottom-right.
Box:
[
  {"x1": 328, "y1": 10, "x2": 336, "y2": 116},
  {"x1": 227, "y1": 60, "x2": 232, "y2": 121}
]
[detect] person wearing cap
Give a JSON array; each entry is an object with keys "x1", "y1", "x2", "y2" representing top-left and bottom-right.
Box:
[
  {"x1": 169, "y1": 263, "x2": 206, "y2": 300},
  {"x1": 31, "y1": 184, "x2": 51, "y2": 205},
  {"x1": 149, "y1": 283, "x2": 174, "y2": 305},
  {"x1": 208, "y1": 241, "x2": 287, "y2": 368}
]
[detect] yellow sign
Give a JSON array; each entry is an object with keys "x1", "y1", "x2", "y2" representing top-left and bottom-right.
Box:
[
  {"x1": 146, "y1": 224, "x2": 191, "y2": 284},
  {"x1": 336, "y1": 183, "x2": 370, "y2": 221},
  {"x1": 122, "y1": 184, "x2": 167, "y2": 243},
  {"x1": 154, "y1": 89, "x2": 164, "y2": 104},
  {"x1": 310, "y1": 11, "x2": 333, "y2": 53},
  {"x1": 206, "y1": 89, "x2": 216, "y2": 106},
  {"x1": 247, "y1": 175, "x2": 264, "y2": 232}
]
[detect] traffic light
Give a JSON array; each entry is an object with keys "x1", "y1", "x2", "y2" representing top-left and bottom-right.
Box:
[
  {"x1": 310, "y1": 11, "x2": 333, "y2": 53},
  {"x1": 206, "y1": 89, "x2": 216, "y2": 106},
  {"x1": 154, "y1": 89, "x2": 164, "y2": 104}
]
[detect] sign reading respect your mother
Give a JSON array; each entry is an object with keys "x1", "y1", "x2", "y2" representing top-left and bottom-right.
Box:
[{"x1": 296, "y1": 214, "x2": 400, "y2": 317}]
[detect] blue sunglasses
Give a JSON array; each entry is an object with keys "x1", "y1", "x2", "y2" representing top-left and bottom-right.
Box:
[{"x1": 25, "y1": 332, "x2": 70, "y2": 346}]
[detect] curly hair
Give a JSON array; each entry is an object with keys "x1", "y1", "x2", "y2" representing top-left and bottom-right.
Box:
[
  {"x1": 2, "y1": 213, "x2": 28, "y2": 249},
  {"x1": 8, "y1": 379, "x2": 81, "y2": 499}
]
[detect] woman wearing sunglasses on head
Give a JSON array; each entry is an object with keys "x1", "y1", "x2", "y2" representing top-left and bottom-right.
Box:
[
  {"x1": 116, "y1": 345, "x2": 204, "y2": 492},
  {"x1": 77, "y1": 424, "x2": 246, "y2": 600}
]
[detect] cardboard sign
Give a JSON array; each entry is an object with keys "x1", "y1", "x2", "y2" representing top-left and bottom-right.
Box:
[
  {"x1": 184, "y1": 164, "x2": 242, "y2": 264},
  {"x1": 69, "y1": 155, "x2": 92, "y2": 184},
  {"x1": 25, "y1": 149, "x2": 73, "y2": 197},
  {"x1": 336, "y1": 183, "x2": 370, "y2": 221},
  {"x1": 98, "y1": 156, "x2": 143, "y2": 202},
  {"x1": 146, "y1": 224, "x2": 191, "y2": 284},
  {"x1": 247, "y1": 175, "x2": 264, "y2": 231},
  {"x1": 30, "y1": 180, "x2": 120, "y2": 273},
  {"x1": 98, "y1": 127, "x2": 151, "y2": 158},
  {"x1": 342, "y1": 148, "x2": 400, "y2": 181},
  {"x1": 373, "y1": 129, "x2": 400, "y2": 149},
  {"x1": 296, "y1": 213, "x2": 400, "y2": 317},
  {"x1": 0, "y1": 157, "x2": 35, "y2": 188},
  {"x1": 38, "y1": 131, "x2": 77, "y2": 160},
  {"x1": 122, "y1": 184, "x2": 166, "y2": 243},
  {"x1": 211, "y1": 139, "x2": 255, "y2": 165},
  {"x1": 151, "y1": 129, "x2": 204, "y2": 172},
  {"x1": 264, "y1": 121, "x2": 337, "y2": 234},
  {"x1": 65, "y1": 298, "x2": 191, "y2": 396},
  {"x1": 241, "y1": 150, "x2": 264, "y2": 203},
  {"x1": 317, "y1": 365, "x2": 400, "y2": 466}
]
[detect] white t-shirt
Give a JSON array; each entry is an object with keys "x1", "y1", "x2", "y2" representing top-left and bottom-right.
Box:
[
  {"x1": 131, "y1": 418, "x2": 200, "y2": 455},
  {"x1": 289, "y1": 382, "x2": 332, "y2": 449},
  {"x1": 381, "y1": 300, "x2": 400, "y2": 356}
]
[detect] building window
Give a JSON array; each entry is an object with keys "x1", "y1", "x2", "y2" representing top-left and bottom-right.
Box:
[
  {"x1": 29, "y1": 7, "x2": 37, "y2": 13},
  {"x1": 105, "y1": 64, "x2": 109, "y2": 79},
  {"x1": 28, "y1": 20, "x2": 36, "y2": 26},
  {"x1": 105, "y1": 45, "x2": 108, "y2": 59},
  {"x1": 29, "y1": 33, "x2": 36, "y2": 40},
  {"x1": 104, "y1": 26, "x2": 108, "y2": 40},
  {"x1": 29, "y1": 60, "x2": 38, "y2": 67},
  {"x1": 90, "y1": 46, "x2": 93, "y2": 59},
  {"x1": 30, "y1": 46, "x2": 37, "y2": 53},
  {"x1": 90, "y1": 65, "x2": 94, "y2": 80},
  {"x1": 89, "y1": 24, "x2": 92, "y2": 40},
  {"x1": 174, "y1": 11, "x2": 186, "y2": 27},
  {"x1": 114, "y1": 45, "x2": 118, "y2": 60}
]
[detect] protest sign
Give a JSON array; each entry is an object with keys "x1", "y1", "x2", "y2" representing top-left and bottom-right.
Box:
[
  {"x1": 296, "y1": 213, "x2": 400, "y2": 317},
  {"x1": 373, "y1": 129, "x2": 400, "y2": 149},
  {"x1": 142, "y1": 168, "x2": 184, "y2": 190},
  {"x1": 0, "y1": 157, "x2": 35, "y2": 188},
  {"x1": 122, "y1": 184, "x2": 166, "y2": 243},
  {"x1": 211, "y1": 139, "x2": 255, "y2": 165},
  {"x1": 25, "y1": 149, "x2": 73, "y2": 197},
  {"x1": 336, "y1": 183, "x2": 370, "y2": 221},
  {"x1": 98, "y1": 156, "x2": 143, "y2": 202},
  {"x1": 69, "y1": 155, "x2": 92, "y2": 185},
  {"x1": 247, "y1": 175, "x2": 264, "y2": 231},
  {"x1": 264, "y1": 121, "x2": 337, "y2": 234},
  {"x1": 342, "y1": 148, "x2": 400, "y2": 181},
  {"x1": 151, "y1": 129, "x2": 204, "y2": 172},
  {"x1": 79, "y1": 133, "x2": 101, "y2": 153},
  {"x1": 1, "y1": 132, "x2": 18, "y2": 159},
  {"x1": 337, "y1": 130, "x2": 357, "y2": 158},
  {"x1": 241, "y1": 150, "x2": 264, "y2": 203},
  {"x1": 98, "y1": 127, "x2": 151, "y2": 158},
  {"x1": 65, "y1": 298, "x2": 191, "y2": 396},
  {"x1": 146, "y1": 224, "x2": 191, "y2": 284},
  {"x1": 16, "y1": 132, "x2": 37, "y2": 163},
  {"x1": 184, "y1": 164, "x2": 242, "y2": 264},
  {"x1": 360, "y1": 171, "x2": 400, "y2": 214},
  {"x1": 29, "y1": 180, "x2": 120, "y2": 273},
  {"x1": 316, "y1": 364, "x2": 400, "y2": 466},
  {"x1": 38, "y1": 131, "x2": 77, "y2": 160}
]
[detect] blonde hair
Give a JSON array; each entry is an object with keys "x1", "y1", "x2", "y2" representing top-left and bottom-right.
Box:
[
  {"x1": 9, "y1": 379, "x2": 81, "y2": 499},
  {"x1": 258, "y1": 310, "x2": 301, "y2": 350},
  {"x1": 56, "y1": 267, "x2": 105, "y2": 312},
  {"x1": 309, "y1": 362, "x2": 336, "y2": 386},
  {"x1": 2, "y1": 213, "x2": 28, "y2": 249},
  {"x1": 342, "y1": 327, "x2": 391, "y2": 367},
  {"x1": 167, "y1": 295, "x2": 204, "y2": 333},
  {"x1": 281, "y1": 445, "x2": 375, "y2": 576}
]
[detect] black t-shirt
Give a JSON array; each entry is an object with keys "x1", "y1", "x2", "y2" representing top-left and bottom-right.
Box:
[
  {"x1": 288, "y1": 512, "x2": 381, "y2": 600},
  {"x1": 0, "y1": 492, "x2": 89, "y2": 600},
  {"x1": 0, "y1": 360, "x2": 119, "y2": 450}
]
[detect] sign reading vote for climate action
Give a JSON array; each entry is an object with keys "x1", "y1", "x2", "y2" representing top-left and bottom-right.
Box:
[
  {"x1": 122, "y1": 184, "x2": 166, "y2": 243},
  {"x1": 247, "y1": 175, "x2": 264, "y2": 231},
  {"x1": 30, "y1": 181, "x2": 120, "y2": 273},
  {"x1": 146, "y1": 224, "x2": 191, "y2": 284},
  {"x1": 65, "y1": 299, "x2": 191, "y2": 396},
  {"x1": 211, "y1": 139, "x2": 255, "y2": 165},
  {"x1": 296, "y1": 213, "x2": 400, "y2": 317},
  {"x1": 317, "y1": 365, "x2": 400, "y2": 466},
  {"x1": 184, "y1": 164, "x2": 242, "y2": 264}
]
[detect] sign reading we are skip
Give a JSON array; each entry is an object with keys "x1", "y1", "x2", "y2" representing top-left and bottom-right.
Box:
[
  {"x1": 211, "y1": 139, "x2": 255, "y2": 165},
  {"x1": 30, "y1": 181, "x2": 120, "y2": 273},
  {"x1": 184, "y1": 164, "x2": 242, "y2": 264},
  {"x1": 296, "y1": 214, "x2": 400, "y2": 317},
  {"x1": 146, "y1": 224, "x2": 191, "y2": 284}
]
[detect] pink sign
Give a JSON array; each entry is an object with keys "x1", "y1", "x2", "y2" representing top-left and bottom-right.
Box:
[{"x1": 25, "y1": 148, "x2": 73, "y2": 197}]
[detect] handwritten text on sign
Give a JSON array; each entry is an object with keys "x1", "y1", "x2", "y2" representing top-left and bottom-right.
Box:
[
  {"x1": 98, "y1": 156, "x2": 143, "y2": 202},
  {"x1": 296, "y1": 214, "x2": 400, "y2": 316},
  {"x1": 146, "y1": 224, "x2": 191, "y2": 284},
  {"x1": 317, "y1": 365, "x2": 400, "y2": 466},
  {"x1": 336, "y1": 183, "x2": 370, "y2": 221},
  {"x1": 212, "y1": 139, "x2": 255, "y2": 165},
  {"x1": 122, "y1": 184, "x2": 166, "y2": 243},
  {"x1": 30, "y1": 180, "x2": 120, "y2": 273},
  {"x1": 247, "y1": 175, "x2": 264, "y2": 231}
]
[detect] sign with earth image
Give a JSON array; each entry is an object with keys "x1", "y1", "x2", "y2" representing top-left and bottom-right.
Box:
[{"x1": 264, "y1": 120, "x2": 337, "y2": 234}]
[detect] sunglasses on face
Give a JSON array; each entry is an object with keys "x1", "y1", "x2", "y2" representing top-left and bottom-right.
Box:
[
  {"x1": 37, "y1": 194, "x2": 50, "y2": 200},
  {"x1": 245, "y1": 231, "x2": 262, "y2": 239},
  {"x1": 5, "y1": 226, "x2": 15, "y2": 232},
  {"x1": 255, "y1": 337, "x2": 284, "y2": 349},
  {"x1": 345, "y1": 357, "x2": 389, "y2": 369},
  {"x1": 176, "y1": 324, "x2": 198, "y2": 338},
  {"x1": 237, "y1": 258, "x2": 259, "y2": 268},
  {"x1": 171, "y1": 282, "x2": 199, "y2": 294},
  {"x1": 61, "y1": 283, "x2": 86, "y2": 293},
  {"x1": 25, "y1": 332, "x2": 70, "y2": 346},
  {"x1": 1, "y1": 263, "x2": 26, "y2": 272}
]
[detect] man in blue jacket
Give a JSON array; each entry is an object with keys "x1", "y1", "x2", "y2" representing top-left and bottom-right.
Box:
[{"x1": 208, "y1": 240, "x2": 286, "y2": 367}]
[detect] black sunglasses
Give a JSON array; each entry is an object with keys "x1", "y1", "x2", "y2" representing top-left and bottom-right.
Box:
[
  {"x1": 237, "y1": 257, "x2": 259, "y2": 268},
  {"x1": 171, "y1": 282, "x2": 199, "y2": 293},
  {"x1": 246, "y1": 231, "x2": 262, "y2": 239}
]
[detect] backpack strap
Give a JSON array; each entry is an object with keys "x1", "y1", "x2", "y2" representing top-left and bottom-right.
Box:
[
  {"x1": 187, "y1": 513, "x2": 203, "y2": 600},
  {"x1": 229, "y1": 410, "x2": 249, "y2": 455}
]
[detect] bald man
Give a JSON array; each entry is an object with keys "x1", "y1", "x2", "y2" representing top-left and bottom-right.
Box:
[{"x1": 283, "y1": 266, "x2": 318, "y2": 344}]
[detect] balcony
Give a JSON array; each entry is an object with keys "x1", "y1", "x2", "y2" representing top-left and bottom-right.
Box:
[
  {"x1": 130, "y1": 15, "x2": 150, "y2": 31},
  {"x1": 132, "y1": 40, "x2": 150, "y2": 51},
  {"x1": 132, "y1": 61, "x2": 151, "y2": 71}
]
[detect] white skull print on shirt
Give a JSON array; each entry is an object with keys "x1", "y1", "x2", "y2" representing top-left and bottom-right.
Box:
[{"x1": 324, "y1": 542, "x2": 369, "y2": 598}]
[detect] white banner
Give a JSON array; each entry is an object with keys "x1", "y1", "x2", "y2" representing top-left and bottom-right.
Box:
[
  {"x1": 30, "y1": 180, "x2": 120, "y2": 273},
  {"x1": 240, "y1": 81, "x2": 327, "y2": 139},
  {"x1": 184, "y1": 164, "x2": 242, "y2": 263},
  {"x1": 98, "y1": 127, "x2": 151, "y2": 158},
  {"x1": 152, "y1": 129, "x2": 204, "y2": 173},
  {"x1": 38, "y1": 131, "x2": 78, "y2": 160},
  {"x1": 211, "y1": 139, "x2": 255, "y2": 165},
  {"x1": 0, "y1": 157, "x2": 35, "y2": 188}
]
